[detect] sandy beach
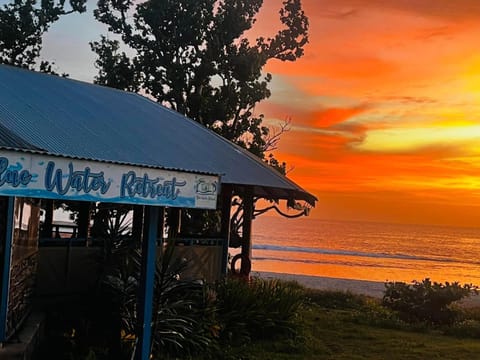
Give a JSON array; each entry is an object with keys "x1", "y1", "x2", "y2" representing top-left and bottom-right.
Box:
[{"x1": 256, "y1": 271, "x2": 480, "y2": 308}]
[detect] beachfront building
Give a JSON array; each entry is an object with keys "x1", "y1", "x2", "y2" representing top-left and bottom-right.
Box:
[{"x1": 0, "y1": 64, "x2": 316, "y2": 359}]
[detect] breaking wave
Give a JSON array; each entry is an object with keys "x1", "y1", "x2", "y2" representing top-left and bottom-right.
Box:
[{"x1": 252, "y1": 244, "x2": 476, "y2": 265}]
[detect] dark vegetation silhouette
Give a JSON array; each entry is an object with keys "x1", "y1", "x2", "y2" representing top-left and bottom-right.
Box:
[
  {"x1": 0, "y1": 0, "x2": 87, "y2": 74},
  {"x1": 90, "y1": 0, "x2": 309, "y2": 168}
]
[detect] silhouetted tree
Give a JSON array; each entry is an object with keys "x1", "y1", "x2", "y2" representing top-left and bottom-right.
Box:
[
  {"x1": 91, "y1": 0, "x2": 308, "y2": 163},
  {"x1": 0, "y1": 0, "x2": 87, "y2": 74}
]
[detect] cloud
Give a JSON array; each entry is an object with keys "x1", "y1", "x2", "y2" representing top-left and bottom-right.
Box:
[
  {"x1": 313, "y1": 105, "x2": 370, "y2": 128},
  {"x1": 316, "y1": 8, "x2": 357, "y2": 19},
  {"x1": 261, "y1": 100, "x2": 375, "y2": 154},
  {"x1": 356, "y1": 125, "x2": 480, "y2": 154},
  {"x1": 262, "y1": 0, "x2": 480, "y2": 101},
  {"x1": 413, "y1": 26, "x2": 452, "y2": 41},
  {"x1": 266, "y1": 53, "x2": 399, "y2": 82},
  {"x1": 376, "y1": 96, "x2": 437, "y2": 105},
  {"x1": 303, "y1": 0, "x2": 480, "y2": 22},
  {"x1": 276, "y1": 122, "x2": 480, "y2": 195}
]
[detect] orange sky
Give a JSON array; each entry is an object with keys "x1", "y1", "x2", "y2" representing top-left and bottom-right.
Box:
[
  {"x1": 253, "y1": 0, "x2": 480, "y2": 227},
  {"x1": 40, "y1": 0, "x2": 480, "y2": 227}
]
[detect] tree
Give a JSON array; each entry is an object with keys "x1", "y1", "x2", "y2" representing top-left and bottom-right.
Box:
[
  {"x1": 0, "y1": 0, "x2": 87, "y2": 73},
  {"x1": 91, "y1": 0, "x2": 308, "y2": 162}
]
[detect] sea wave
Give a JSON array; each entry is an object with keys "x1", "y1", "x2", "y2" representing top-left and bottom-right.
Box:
[
  {"x1": 252, "y1": 244, "x2": 477, "y2": 265},
  {"x1": 252, "y1": 256, "x2": 413, "y2": 269}
]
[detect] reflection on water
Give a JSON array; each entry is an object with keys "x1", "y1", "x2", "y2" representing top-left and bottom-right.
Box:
[{"x1": 251, "y1": 217, "x2": 480, "y2": 285}]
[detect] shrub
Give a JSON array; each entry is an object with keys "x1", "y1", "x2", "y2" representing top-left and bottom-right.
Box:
[
  {"x1": 444, "y1": 319, "x2": 480, "y2": 338},
  {"x1": 304, "y1": 289, "x2": 409, "y2": 330},
  {"x1": 382, "y1": 278, "x2": 478, "y2": 325},
  {"x1": 103, "y1": 241, "x2": 218, "y2": 360},
  {"x1": 215, "y1": 276, "x2": 306, "y2": 343},
  {"x1": 305, "y1": 289, "x2": 371, "y2": 310}
]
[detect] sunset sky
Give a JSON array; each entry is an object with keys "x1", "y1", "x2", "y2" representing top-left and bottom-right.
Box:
[
  {"x1": 39, "y1": 0, "x2": 480, "y2": 227},
  {"x1": 256, "y1": 0, "x2": 480, "y2": 227}
]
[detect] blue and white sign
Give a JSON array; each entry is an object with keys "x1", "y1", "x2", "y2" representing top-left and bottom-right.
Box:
[{"x1": 0, "y1": 150, "x2": 219, "y2": 209}]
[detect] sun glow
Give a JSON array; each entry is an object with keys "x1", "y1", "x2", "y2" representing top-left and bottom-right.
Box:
[
  {"x1": 462, "y1": 57, "x2": 480, "y2": 97},
  {"x1": 357, "y1": 126, "x2": 480, "y2": 153}
]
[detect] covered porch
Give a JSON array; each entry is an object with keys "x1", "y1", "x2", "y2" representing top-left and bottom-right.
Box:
[{"x1": 0, "y1": 64, "x2": 316, "y2": 359}]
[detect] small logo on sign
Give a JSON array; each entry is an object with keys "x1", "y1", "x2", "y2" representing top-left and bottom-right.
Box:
[{"x1": 195, "y1": 179, "x2": 217, "y2": 195}]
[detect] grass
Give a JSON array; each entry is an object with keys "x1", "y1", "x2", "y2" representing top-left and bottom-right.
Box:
[
  {"x1": 35, "y1": 282, "x2": 480, "y2": 359},
  {"x1": 301, "y1": 305, "x2": 480, "y2": 359},
  {"x1": 220, "y1": 288, "x2": 480, "y2": 360}
]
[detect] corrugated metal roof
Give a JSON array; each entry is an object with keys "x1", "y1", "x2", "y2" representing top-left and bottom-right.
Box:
[
  {"x1": 0, "y1": 65, "x2": 316, "y2": 206},
  {"x1": 0, "y1": 122, "x2": 42, "y2": 150}
]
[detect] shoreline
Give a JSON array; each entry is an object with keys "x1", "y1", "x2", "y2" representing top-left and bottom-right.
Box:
[{"x1": 256, "y1": 271, "x2": 480, "y2": 308}]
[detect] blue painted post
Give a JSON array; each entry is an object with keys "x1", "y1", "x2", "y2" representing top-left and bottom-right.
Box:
[
  {"x1": 135, "y1": 206, "x2": 158, "y2": 360},
  {"x1": 0, "y1": 197, "x2": 14, "y2": 342}
]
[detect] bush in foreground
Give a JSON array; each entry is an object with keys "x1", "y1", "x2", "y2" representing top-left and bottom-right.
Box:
[
  {"x1": 215, "y1": 276, "x2": 306, "y2": 344},
  {"x1": 382, "y1": 278, "x2": 478, "y2": 325}
]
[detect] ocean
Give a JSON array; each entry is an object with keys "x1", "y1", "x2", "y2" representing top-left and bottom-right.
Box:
[{"x1": 250, "y1": 216, "x2": 480, "y2": 285}]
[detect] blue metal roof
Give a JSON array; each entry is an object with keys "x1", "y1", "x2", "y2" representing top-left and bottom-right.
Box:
[
  {"x1": 0, "y1": 122, "x2": 40, "y2": 150},
  {"x1": 0, "y1": 65, "x2": 316, "y2": 205}
]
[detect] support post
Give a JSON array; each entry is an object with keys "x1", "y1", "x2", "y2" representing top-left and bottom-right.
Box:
[
  {"x1": 220, "y1": 185, "x2": 232, "y2": 275},
  {"x1": 167, "y1": 208, "x2": 181, "y2": 239},
  {"x1": 0, "y1": 197, "x2": 14, "y2": 343},
  {"x1": 241, "y1": 187, "x2": 254, "y2": 275},
  {"x1": 77, "y1": 201, "x2": 91, "y2": 244},
  {"x1": 135, "y1": 206, "x2": 159, "y2": 360},
  {"x1": 40, "y1": 199, "x2": 53, "y2": 238},
  {"x1": 132, "y1": 205, "x2": 144, "y2": 246},
  {"x1": 157, "y1": 207, "x2": 166, "y2": 249}
]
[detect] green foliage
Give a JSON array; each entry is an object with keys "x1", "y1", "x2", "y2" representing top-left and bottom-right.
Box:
[
  {"x1": 306, "y1": 289, "x2": 371, "y2": 310},
  {"x1": 266, "y1": 153, "x2": 287, "y2": 175},
  {"x1": 445, "y1": 319, "x2": 480, "y2": 339},
  {"x1": 150, "y1": 240, "x2": 217, "y2": 358},
  {"x1": 39, "y1": 283, "x2": 480, "y2": 359},
  {"x1": 103, "y1": 252, "x2": 308, "y2": 359},
  {"x1": 179, "y1": 208, "x2": 222, "y2": 237},
  {"x1": 103, "y1": 239, "x2": 217, "y2": 359},
  {"x1": 91, "y1": 0, "x2": 308, "y2": 162},
  {"x1": 305, "y1": 289, "x2": 409, "y2": 332},
  {"x1": 219, "y1": 297, "x2": 480, "y2": 360},
  {"x1": 215, "y1": 276, "x2": 305, "y2": 343},
  {"x1": 90, "y1": 35, "x2": 138, "y2": 92},
  {"x1": 382, "y1": 278, "x2": 479, "y2": 325},
  {"x1": 443, "y1": 307, "x2": 480, "y2": 338},
  {"x1": 0, "y1": 0, "x2": 86, "y2": 72}
]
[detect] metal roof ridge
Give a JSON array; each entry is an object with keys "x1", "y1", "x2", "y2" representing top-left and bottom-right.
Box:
[
  {"x1": 203, "y1": 127, "x2": 316, "y2": 195},
  {"x1": 0, "y1": 64, "x2": 139, "y2": 97},
  {"x1": 0, "y1": 146, "x2": 219, "y2": 176}
]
